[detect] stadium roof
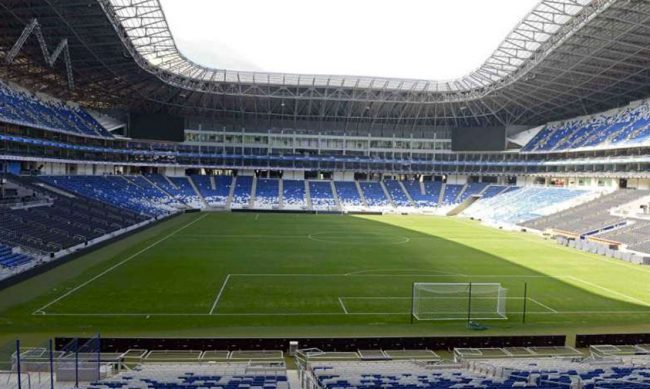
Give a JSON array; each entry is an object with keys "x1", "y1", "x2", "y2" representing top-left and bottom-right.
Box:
[{"x1": 0, "y1": 0, "x2": 649, "y2": 131}]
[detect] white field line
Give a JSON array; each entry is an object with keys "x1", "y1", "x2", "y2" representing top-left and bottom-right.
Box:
[
  {"x1": 511, "y1": 228, "x2": 650, "y2": 276},
  {"x1": 227, "y1": 273, "x2": 567, "y2": 278},
  {"x1": 307, "y1": 233, "x2": 410, "y2": 245},
  {"x1": 343, "y1": 268, "x2": 466, "y2": 276},
  {"x1": 177, "y1": 234, "x2": 309, "y2": 239},
  {"x1": 338, "y1": 295, "x2": 558, "y2": 313},
  {"x1": 34, "y1": 214, "x2": 208, "y2": 315},
  {"x1": 567, "y1": 276, "x2": 650, "y2": 306},
  {"x1": 338, "y1": 297, "x2": 348, "y2": 314},
  {"x1": 528, "y1": 297, "x2": 559, "y2": 313},
  {"x1": 34, "y1": 309, "x2": 650, "y2": 317},
  {"x1": 209, "y1": 274, "x2": 231, "y2": 314},
  {"x1": 254, "y1": 214, "x2": 260, "y2": 221}
]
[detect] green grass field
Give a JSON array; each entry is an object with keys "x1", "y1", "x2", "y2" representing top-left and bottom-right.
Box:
[{"x1": 2, "y1": 212, "x2": 650, "y2": 346}]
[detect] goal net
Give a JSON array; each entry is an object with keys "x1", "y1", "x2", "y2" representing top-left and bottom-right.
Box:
[{"x1": 412, "y1": 282, "x2": 507, "y2": 321}]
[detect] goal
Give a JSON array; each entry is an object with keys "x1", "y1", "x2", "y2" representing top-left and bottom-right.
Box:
[{"x1": 411, "y1": 282, "x2": 507, "y2": 321}]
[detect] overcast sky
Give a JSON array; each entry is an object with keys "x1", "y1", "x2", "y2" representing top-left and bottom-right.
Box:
[{"x1": 159, "y1": 0, "x2": 540, "y2": 80}]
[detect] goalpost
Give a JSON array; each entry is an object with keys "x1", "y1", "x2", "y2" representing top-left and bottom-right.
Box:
[{"x1": 411, "y1": 282, "x2": 507, "y2": 321}]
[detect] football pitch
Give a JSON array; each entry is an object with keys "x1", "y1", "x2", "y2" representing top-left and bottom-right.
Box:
[{"x1": 2, "y1": 212, "x2": 650, "y2": 344}]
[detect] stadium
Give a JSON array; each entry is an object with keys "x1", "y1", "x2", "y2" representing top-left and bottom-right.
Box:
[{"x1": 1, "y1": 0, "x2": 650, "y2": 387}]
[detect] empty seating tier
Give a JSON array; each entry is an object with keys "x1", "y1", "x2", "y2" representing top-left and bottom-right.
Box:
[
  {"x1": 309, "y1": 181, "x2": 337, "y2": 210},
  {"x1": 462, "y1": 187, "x2": 590, "y2": 225},
  {"x1": 523, "y1": 189, "x2": 648, "y2": 235},
  {"x1": 334, "y1": 181, "x2": 364, "y2": 209},
  {"x1": 0, "y1": 175, "x2": 146, "y2": 255},
  {"x1": 359, "y1": 182, "x2": 390, "y2": 207},
  {"x1": 283, "y1": 180, "x2": 306, "y2": 209},
  {"x1": 255, "y1": 178, "x2": 280, "y2": 208},
  {"x1": 231, "y1": 176, "x2": 254, "y2": 208},
  {"x1": 522, "y1": 100, "x2": 650, "y2": 152},
  {"x1": 0, "y1": 81, "x2": 112, "y2": 138}
]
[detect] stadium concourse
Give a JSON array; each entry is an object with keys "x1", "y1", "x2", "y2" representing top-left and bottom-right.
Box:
[{"x1": 2, "y1": 0, "x2": 650, "y2": 387}]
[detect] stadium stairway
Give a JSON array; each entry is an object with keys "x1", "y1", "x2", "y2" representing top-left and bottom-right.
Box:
[
  {"x1": 163, "y1": 175, "x2": 177, "y2": 190},
  {"x1": 380, "y1": 181, "x2": 395, "y2": 208},
  {"x1": 335, "y1": 181, "x2": 364, "y2": 210},
  {"x1": 226, "y1": 176, "x2": 237, "y2": 209},
  {"x1": 398, "y1": 180, "x2": 416, "y2": 207},
  {"x1": 188, "y1": 176, "x2": 209, "y2": 208},
  {"x1": 455, "y1": 184, "x2": 469, "y2": 203},
  {"x1": 383, "y1": 180, "x2": 412, "y2": 208},
  {"x1": 355, "y1": 181, "x2": 368, "y2": 207},
  {"x1": 304, "y1": 180, "x2": 312, "y2": 210},
  {"x1": 249, "y1": 176, "x2": 258, "y2": 208},
  {"x1": 330, "y1": 181, "x2": 342, "y2": 211},
  {"x1": 438, "y1": 183, "x2": 446, "y2": 205},
  {"x1": 142, "y1": 175, "x2": 184, "y2": 208}
]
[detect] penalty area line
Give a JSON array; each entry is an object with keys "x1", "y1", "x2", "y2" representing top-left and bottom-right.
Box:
[
  {"x1": 209, "y1": 274, "x2": 231, "y2": 314},
  {"x1": 567, "y1": 276, "x2": 650, "y2": 307},
  {"x1": 32, "y1": 213, "x2": 209, "y2": 316},
  {"x1": 528, "y1": 297, "x2": 559, "y2": 313},
  {"x1": 338, "y1": 297, "x2": 349, "y2": 314}
]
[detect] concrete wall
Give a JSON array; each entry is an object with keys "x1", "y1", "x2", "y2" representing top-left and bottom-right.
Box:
[
  {"x1": 445, "y1": 174, "x2": 468, "y2": 185},
  {"x1": 333, "y1": 171, "x2": 355, "y2": 181},
  {"x1": 627, "y1": 178, "x2": 650, "y2": 190},
  {"x1": 161, "y1": 166, "x2": 186, "y2": 177}
]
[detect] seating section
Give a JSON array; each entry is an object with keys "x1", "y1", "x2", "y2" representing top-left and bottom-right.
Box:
[
  {"x1": 480, "y1": 185, "x2": 508, "y2": 199},
  {"x1": 309, "y1": 181, "x2": 337, "y2": 210},
  {"x1": 360, "y1": 182, "x2": 390, "y2": 207},
  {"x1": 82, "y1": 364, "x2": 288, "y2": 389},
  {"x1": 457, "y1": 183, "x2": 488, "y2": 203},
  {"x1": 190, "y1": 175, "x2": 231, "y2": 207},
  {"x1": 597, "y1": 220, "x2": 650, "y2": 253},
  {"x1": 255, "y1": 178, "x2": 280, "y2": 208},
  {"x1": 383, "y1": 180, "x2": 411, "y2": 207},
  {"x1": 404, "y1": 181, "x2": 433, "y2": 207},
  {"x1": 0, "y1": 243, "x2": 34, "y2": 269},
  {"x1": 462, "y1": 187, "x2": 590, "y2": 225},
  {"x1": 523, "y1": 189, "x2": 648, "y2": 234},
  {"x1": 168, "y1": 177, "x2": 204, "y2": 208},
  {"x1": 0, "y1": 175, "x2": 145, "y2": 254},
  {"x1": 42, "y1": 175, "x2": 180, "y2": 217},
  {"x1": 0, "y1": 81, "x2": 112, "y2": 137},
  {"x1": 145, "y1": 175, "x2": 202, "y2": 208},
  {"x1": 283, "y1": 180, "x2": 306, "y2": 209},
  {"x1": 422, "y1": 182, "x2": 443, "y2": 207},
  {"x1": 231, "y1": 176, "x2": 253, "y2": 208},
  {"x1": 442, "y1": 184, "x2": 463, "y2": 205},
  {"x1": 313, "y1": 361, "x2": 486, "y2": 389},
  {"x1": 38, "y1": 175, "x2": 528, "y2": 217},
  {"x1": 522, "y1": 99, "x2": 650, "y2": 152},
  {"x1": 334, "y1": 181, "x2": 364, "y2": 208},
  {"x1": 312, "y1": 358, "x2": 650, "y2": 389}
]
